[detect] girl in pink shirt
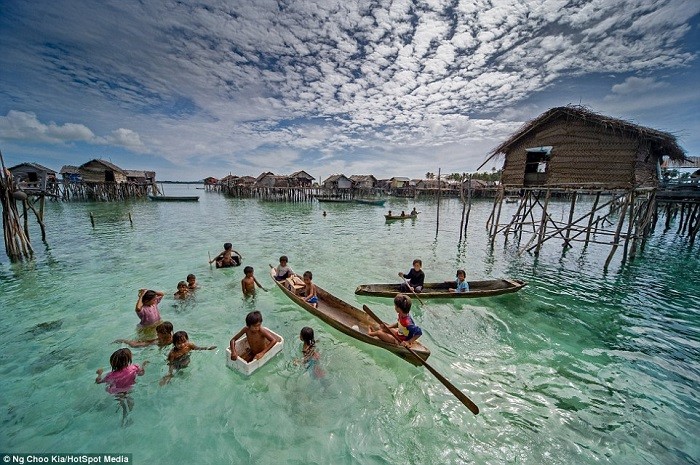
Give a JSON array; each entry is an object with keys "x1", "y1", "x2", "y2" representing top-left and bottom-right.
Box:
[
  {"x1": 135, "y1": 289, "x2": 164, "y2": 327},
  {"x1": 95, "y1": 348, "x2": 148, "y2": 426}
]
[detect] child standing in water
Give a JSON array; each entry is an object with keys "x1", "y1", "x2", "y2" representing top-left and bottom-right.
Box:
[
  {"x1": 160, "y1": 331, "x2": 216, "y2": 385},
  {"x1": 241, "y1": 266, "x2": 267, "y2": 296},
  {"x1": 186, "y1": 274, "x2": 198, "y2": 290},
  {"x1": 135, "y1": 289, "x2": 165, "y2": 327},
  {"x1": 95, "y1": 348, "x2": 148, "y2": 426},
  {"x1": 174, "y1": 281, "x2": 190, "y2": 299},
  {"x1": 299, "y1": 326, "x2": 324, "y2": 379}
]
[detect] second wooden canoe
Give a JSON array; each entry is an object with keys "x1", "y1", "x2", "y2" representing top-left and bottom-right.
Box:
[
  {"x1": 269, "y1": 266, "x2": 430, "y2": 365},
  {"x1": 355, "y1": 279, "x2": 527, "y2": 298}
]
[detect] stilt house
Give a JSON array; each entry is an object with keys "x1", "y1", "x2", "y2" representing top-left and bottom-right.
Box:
[
  {"x1": 490, "y1": 106, "x2": 686, "y2": 189},
  {"x1": 8, "y1": 162, "x2": 56, "y2": 192},
  {"x1": 79, "y1": 159, "x2": 127, "y2": 183}
]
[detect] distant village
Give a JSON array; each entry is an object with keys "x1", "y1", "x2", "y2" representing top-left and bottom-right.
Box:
[{"x1": 6, "y1": 158, "x2": 501, "y2": 202}]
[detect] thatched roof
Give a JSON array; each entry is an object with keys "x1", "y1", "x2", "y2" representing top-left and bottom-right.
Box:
[
  {"x1": 60, "y1": 165, "x2": 80, "y2": 175},
  {"x1": 9, "y1": 162, "x2": 56, "y2": 174},
  {"x1": 485, "y1": 106, "x2": 686, "y2": 168},
  {"x1": 80, "y1": 159, "x2": 127, "y2": 174}
]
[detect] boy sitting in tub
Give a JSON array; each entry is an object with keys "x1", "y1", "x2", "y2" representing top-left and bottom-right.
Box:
[{"x1": 229, "y1": 311, "x2": 280, "y2": 363}]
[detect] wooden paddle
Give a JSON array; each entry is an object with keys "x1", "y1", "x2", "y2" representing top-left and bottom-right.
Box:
[
  {"x1": 401, "y1": 276, "x2": 425, "y2": 305},
  {"x1": 363, "y1": 304, "x2": 480, "y2": 415}
]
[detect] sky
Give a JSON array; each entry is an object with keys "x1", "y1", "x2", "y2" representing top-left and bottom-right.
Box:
[{"x1": 1, "y1": 0, "x2": 699, "y2": 182}]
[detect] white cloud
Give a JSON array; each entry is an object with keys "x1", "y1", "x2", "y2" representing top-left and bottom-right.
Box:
[{"x1": 0, "y1": 0, "x2": 697, "y2": 179}]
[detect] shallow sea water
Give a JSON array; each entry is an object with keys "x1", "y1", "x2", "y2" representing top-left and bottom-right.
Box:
[{"x1": 0, "y1": 186, "x2": 698, "y2": 464}]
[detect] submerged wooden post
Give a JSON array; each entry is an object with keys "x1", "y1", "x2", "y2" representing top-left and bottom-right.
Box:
[
  {"x1": 534, "y1": 189, "x2": 551, "y2": 255},
  {"x1": 562, "y1": 191, "x2": 578, "y2": 248},
  {"x1": 584, "y1": 191, "x2": 601, "y2": 246},
  {"x1": 89, "y1": 212, "x2": 95, "y2": 228},
  {"x1": 435, "y1": 168, "x2": 441, "y2": 237},
  {"x1": 605, "y1": 192, "x2": 631, "y2": 270}
]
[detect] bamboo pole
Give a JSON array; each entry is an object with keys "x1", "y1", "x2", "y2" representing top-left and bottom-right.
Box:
[
  {"x1": 584, "y1": 192, "x2": 601, "y2": 246},
  {"x1": 534, "y1": 189, "x2": 551, "y2": 255}
]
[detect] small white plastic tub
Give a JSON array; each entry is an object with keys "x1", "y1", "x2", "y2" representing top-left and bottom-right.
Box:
[{"x1": 225, "y1": 328, "x2": 284, "y2": 375}]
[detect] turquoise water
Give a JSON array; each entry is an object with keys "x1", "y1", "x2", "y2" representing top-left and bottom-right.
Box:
[{"x1": 1, "y1": 186, "x2": 698, "y2": 464}]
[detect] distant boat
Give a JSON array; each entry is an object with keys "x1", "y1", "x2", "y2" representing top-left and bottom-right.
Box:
[
  {"x1": 385, "y1": 212, "x2": 418, "y2": 221},
  {"x1": 354, "y1": 198, "x2": 386, "y2": 206},
  {"x1": 148, "y1": 195, "x2": 199, "y2": 202},
  {"x1": 315, "y1": 195, "x2": 353, "y2": 203},
  {"x1": 505, "y1": 197, "x2": 520, "y2": 204}
]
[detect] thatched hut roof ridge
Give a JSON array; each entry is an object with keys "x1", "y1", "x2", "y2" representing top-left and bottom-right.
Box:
[{"x1": 488, "y1": 105, "x2": 686, "y2": 162}]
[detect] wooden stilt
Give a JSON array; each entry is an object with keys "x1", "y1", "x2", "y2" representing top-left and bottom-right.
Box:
[{"x1": 605, "y1": 192, "x2": 631, "y2": 270}]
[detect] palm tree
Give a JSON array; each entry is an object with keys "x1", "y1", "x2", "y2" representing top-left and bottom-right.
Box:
[{"x1": 425, "y1": 172, "x2": 435, "y2": 180}]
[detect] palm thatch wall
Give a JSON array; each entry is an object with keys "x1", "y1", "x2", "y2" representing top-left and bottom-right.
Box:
[{"x1": 489, "y1": 106, "x2": 686, "y2": 189}]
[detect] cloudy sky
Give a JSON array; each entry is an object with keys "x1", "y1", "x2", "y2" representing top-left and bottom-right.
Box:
[{"x1": 1, "y1": 0, "x2": 699, "y2": 181}]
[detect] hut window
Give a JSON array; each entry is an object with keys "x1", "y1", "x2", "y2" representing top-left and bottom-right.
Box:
[
  {"x1": 28, "y1": 172, "x2": 39, "y2": 182},
  {"x1": 525, "y1": 146, "x2": 553, "y2": 174},
  {"x1": 105, "y1": 171, "x2": 115, "y2": 182}
]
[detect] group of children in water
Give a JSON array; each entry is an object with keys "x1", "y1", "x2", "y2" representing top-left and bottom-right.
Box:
[{"x1": 96, "y1": 249, "x2": 470, "y2": 425}]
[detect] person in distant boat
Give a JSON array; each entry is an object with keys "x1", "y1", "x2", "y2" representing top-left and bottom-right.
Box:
[
  {"x1": 449, "y1": 269, "x2": 469, "y2": 293},
  {"x1": 274, "y1": 256, "x2": 295, "y2": 281},
  {"x1": 399, "y1": 259, "x2": 425, "y2": 293},
  {"x1": 410, "y1": 207, "x2": 417, "y2": 216},
  {"x1": 368, "y1": 294, "x2": 422, "y2": 348},
  {"x1": 114, "y1": 321, "x2": 174, "y2": 348},
  {"x1": 387, "y1": 210, "x2": 392, "y2": 217},
  {"x1": 302, "y1": 271, "x2": 319, "y2": 308},
  {"x1": 186, "y1": 274, "x2": 198, "y2": 290},
  {"x1": 135, "y1": 289, "x2": 165, "y2": 327},
  {"x1": 174, "y1": 281, "x2": 190, "y2": 300},
  {"x1": 210, "y1": 242, "x2": 242, "y2": 268},
  {"x1": 297, "y1": 326, "x2": 324, "y2": 379},
  {"x1": 229, "y1": 311, "x2": 279, "y2": 363},
  {"x1": 241, "y1": 266, "x2": 267, "y2": 296},
  {"x1": 400, "y1": 210, "x2": 406, "y2": 217},
  {"x1": 160, "y1": 331, "x2": 216, "y2": 385},
  {"x1": 95, "y1": 348, "x2": 148, "y2": 426},
  {"x1": 323, "y1": 211, "x2": 327, "y2": 217}
]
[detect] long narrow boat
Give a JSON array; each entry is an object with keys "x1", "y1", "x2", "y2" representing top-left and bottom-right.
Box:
[
  {"x1": 269, "y1": 266, "x2": 430, "y2": 365},
  {"x1": 384, "y1": 213, "x2": 418, "y2": 221},
  {"x1": 148, "y1": 195, "x2": 199, "y2": 202},
  {"x1": 354, "y1": 198, "x2": 386, "y2": 206},
  {"x1": 355, "y1": 279, "x2": 527, "y2": 298}
]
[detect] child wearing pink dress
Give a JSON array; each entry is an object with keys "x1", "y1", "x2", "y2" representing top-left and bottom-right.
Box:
[
  {"x1": 95, "y1": 348, "x2": 148, "y2": 426},
  {"x1": 135, "y1": 289, "x2": 164, "y2": 327}
]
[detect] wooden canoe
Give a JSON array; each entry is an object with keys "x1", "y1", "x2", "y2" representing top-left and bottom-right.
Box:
[
  {"x1": 148, "y1": 195, "x2": 199, "y2": 202},
  {"x1": 354, "y1": 198, "x2": 386, "y2": 206},
  {"x1": 269, "y1": 266, "x2": 430, "y2": 365},
  {"x1": 384, "y1": 213, "x2": 418, "y2": 221},
  {"x1": 355, "y1": 279, "x2": 527, "y2": 298}
]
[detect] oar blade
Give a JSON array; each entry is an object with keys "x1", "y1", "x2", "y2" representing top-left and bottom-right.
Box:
[{"x1": 363, "y1": 304, "x2": 480, "y2": 416}]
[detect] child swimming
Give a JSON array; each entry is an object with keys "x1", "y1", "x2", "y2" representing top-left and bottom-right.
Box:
[{"x1": 95, "y1": 348, "x2": 148, "y2": 426}]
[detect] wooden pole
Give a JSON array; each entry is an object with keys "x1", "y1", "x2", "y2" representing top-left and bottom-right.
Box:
[
  {"x1": 435, "y1": 168, "x2": 441, "y2": 237},
  {"x1": 534, "y1": 189, "x2": 551, "y2": 255},
  {"x1": 584, "y1": 192, "x2": 601, "y2": 246},
  {"x1": 605, "y1": 192, "x2": 631, "y2": 270}
]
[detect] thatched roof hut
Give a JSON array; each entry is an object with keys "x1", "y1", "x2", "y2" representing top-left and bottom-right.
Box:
[
  {"x1": 323, "y1": 174, "x2": 352, "y2": 189},
  {"x1": 79, "y1": 159, "x2": 127, "y2": 183},
  {"x1": 486, "y1": 106, "x2": 686, "y2": 189}
]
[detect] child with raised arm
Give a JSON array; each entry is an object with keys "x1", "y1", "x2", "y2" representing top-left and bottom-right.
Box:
[
  {"x1": 241, "y1": 266, "x2": 267, "y2": 296},
  {"x1": 95, "y1": 348, "x2": 148, "y2": 426},
  {"x1": 114, "y1": 321, "x2": 174, "y2": 348},
  {"x1": 229, "y1": 311, "x2": 280, "y2": 362},
  {"x1": 449, "y1": 269, "x2": 469, "y2": 293},
  {"x1": 367, "y1": 294, "x2": 422, "y2": 348},
  {"x1": 302, "y1": 271, "x2": 318, "y2": 308},
  {"x1": 174, "y1": 281, "x2": 190, "y2": 299},
  {"x1": 135, "y1": 289, "x2": 165, "y2": 327},
  {"x1": 210, "y1": 242, "x2": 242, "y2": 268},
  {"x1": 399, "y1": 259, "x2": 425, "y2": 293},
  {"x1": 274, "y1": 255, "x2": 294, "y2": 281},
  {"x1": 160, "y1": 331, "x2": 216, "y2": 385}
]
